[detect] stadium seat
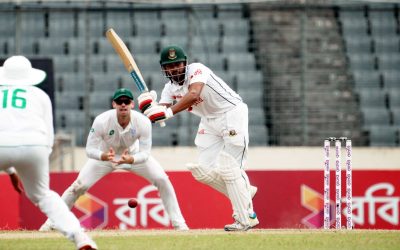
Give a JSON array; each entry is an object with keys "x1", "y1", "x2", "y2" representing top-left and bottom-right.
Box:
[
  {"x1": 38, "y1": 38, "x2": 68, "y2": 55},
  {"x1": 176, "y1": 126, "x2": 196, "y2": 146},
  {"x1": 55, "y1": 73, "x2": 85, "y2": 93},
  {"x1": 221, "y1": 19, "x2": 249, "y2": 38},
  {"x1": 134, "y1": 19, "x2": 161, "y2": 37},
  {"x1": 369, "y1": 10, "x2": 397, "y2": 37},
  {"x1": 179, "y1": 112, "x2": 201, "y2": 127},
  {"x1": 149, "y1": 73, "x2": 168, "y2": 92},
  {"x1": 367, "y1": 125, "x2": 398, "y2": 146},
  {"x1": 358, "y1": 89, "x2": 387, "y2": 109},
  {"x1": 222, "y1": 35, "x2": 249, "y2": 53},
  {"x1": 391, "y1": 107, "x2": 400, "y2": 126},
  {"x1": 77, "y1": 11, "x2": 105, "y2": 38},
  {"x1": 95, "y1": 37, "x2": 116, "y2": 55},
  {"x1": 106, "y1": 11, "x2": 132, "y2": 38},
  {"x1": 53, "y1": 56, "x2": 78, "y2": 73},
  {"x1": 20, "y1": 38, "x2": 38, "y2": 56},
  {"x1": 152, "y1": 125, "x2": 177, "y2": 146},
  {"x1": 91, "y1": 74, "x2": 120, "y2": 92},
  {"x1": 248, "y1": 108, "x2": 266, "y2": 126},
  {"x1": 89, "y1": 92, "x2": 113, "y2": 110},
  {"x1": 377, "y1": 54, "x2": 400, "y2": 71},
  {"x1": 192, "y1": 53, "x2": 225, "y2": 72},
  {"x1": 197, "y1": 19, "x2": 222, "y2": 38},
  {"x1": 344, "y1": 36, "x2": 372, "y2": 54},
  {"x1": 90, "y1": 55, "x2": 107, "y2": 73},
  {"x1": 388, "y1": 90, "x2": 400, "y2": 109},
  {"x1": 48, "y1": 11, "x2": 75, "y2": 38},
  {"x1": 0, "y1": 12, "x2": 15, "y2": 37},
  {"x1": 191, "y1": 36, "x2": 220, "y2": 55},
  {"x1": 352, "y1": 70, "x2": 381, "y2": 90},
  {"x1": 347, "y1": 53, "x2": 376, "y2": 71},
  {"x1": 361, "y1": 107, "x2": 391, "y2": 126},
  {"x1": 373, "y1": 37, "x2": 400, "y2": 54},
  {"x1": 382, "y1": 71, "x2": 400, "y2": 90},
  {"x1": 0, "y1": 39, "x2": 15, "y2": 57},
  {"x1": 20, "y1": 12, "x2": 45, "y2": 37},
  {"x1": 159, "y1": 37, "x2": 189, "y2": 53},
  {"x1": 248, "y1": 125, "x2": 268, "y2": 145},
  {"x1": 129, "y1": 37, "x2": 158, "y2": 54},
  {"x1": 339, "y1": 10, "x2": 368, "y2": 36},
  {"x1": 227, "y1": 53, "x2": 256, "y2": 71},
  {"x1": 55, "y1": 92, "x2": 81, "y2": 110},
  {"x1": 68, "y1": 37, "x2": 86, "y2": 55}
]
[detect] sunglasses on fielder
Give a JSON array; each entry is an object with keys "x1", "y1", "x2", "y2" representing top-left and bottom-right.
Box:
[{"x1": 114, "y1": 98, "x2": 132, "y2": 105}]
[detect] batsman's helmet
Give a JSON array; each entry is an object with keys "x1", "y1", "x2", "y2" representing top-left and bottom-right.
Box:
[
  {"x1": 159, "y1": 45, "x2": 187, "y2": 65},
  {"x1": 159, "y1": 45, "x2": 188, "y2": 85}
]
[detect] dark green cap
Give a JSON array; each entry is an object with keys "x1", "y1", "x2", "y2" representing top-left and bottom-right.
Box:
[
  {"x1": 160, "y1": 45, "x2": 187, "y2": 65},
  {"x1": 113, "y1": 88, "x2": 134, "y2": 100}
]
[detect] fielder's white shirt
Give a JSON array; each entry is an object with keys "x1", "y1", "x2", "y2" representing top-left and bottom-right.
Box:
[
  {"x1": 159, "y1": 63, "x2": 242, "y2": 118},
  {"x1": 0, "y1": 85, "x2": 54, "y2": 147},
  {"x1": 86, "y1": 109, "x2": 152, "y2": 165}
]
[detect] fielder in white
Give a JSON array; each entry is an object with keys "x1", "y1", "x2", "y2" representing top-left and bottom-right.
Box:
[
  {"x1": 139, "y1": 45, "x2": 259, "y2": 231},
  {"x1": 40, "y1": 88, "x2": 188, "y2": 231},
  {"x1": 0, "y1": 56, "x2": 97, "y2": 250}
]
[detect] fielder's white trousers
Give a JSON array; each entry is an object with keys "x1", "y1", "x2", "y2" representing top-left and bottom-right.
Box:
[
  {"x1": 61, "y1": 155, "x2": 186, "y2": 227},
  {"x1": 0, "y1": 146, "x2": 83, "y2": 240}
]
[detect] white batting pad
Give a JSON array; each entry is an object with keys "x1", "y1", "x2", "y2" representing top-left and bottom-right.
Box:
[
  {"x1": 186, "y1": 163, "x2": 228, "y2": 197},
  {"x1": 218, "y1": 152, "x2": 254, "y2": 226}
]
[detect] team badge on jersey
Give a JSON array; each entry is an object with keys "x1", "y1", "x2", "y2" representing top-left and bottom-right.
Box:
[
  {"x1": 229, "y1": 130, "x2": 237, "y2": 136},
  {"x1": 130, "y1": 128, "x2": 136, "y2": 137},
  {"x1": 109, "y1": 130, "x2": 114, "y2": 136}
]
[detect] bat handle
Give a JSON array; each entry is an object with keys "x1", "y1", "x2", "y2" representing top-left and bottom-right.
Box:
[{"x1": 160, "y1": 122, "x2": 166, "y2": 127}]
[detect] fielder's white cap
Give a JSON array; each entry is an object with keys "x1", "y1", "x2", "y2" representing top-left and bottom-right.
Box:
[{"x1": 0, "y1": 55, "x2": 46, "y2": 86}]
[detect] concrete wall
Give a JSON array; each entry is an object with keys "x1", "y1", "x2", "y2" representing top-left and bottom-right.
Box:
[{"x1": 54, "y1": 146, "x2": 400, "y2": 172}]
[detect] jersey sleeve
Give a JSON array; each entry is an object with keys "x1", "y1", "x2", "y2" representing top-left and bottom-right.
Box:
[
  {"x1": 159, "y1": 84, "x2": 174, "y2": 105},
  {"x1": 86, "y1": 117, "x2": 104, "y2": 160},
  {"x1": 132, "y1": 116, "x2": 152, "y2": 164},
  {"x1": 187, "y1": 63, "x2": 210, "y2": 86}
]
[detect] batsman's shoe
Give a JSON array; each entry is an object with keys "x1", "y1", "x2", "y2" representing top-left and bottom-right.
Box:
[
  {"x1": 74, "y1": 231, "x2": 98, "y2": 250},
  {"x1": 224, "y1": 213, "x2": 259, "y2": 232},
  {"x1": 174, "y1": 223, "x2": 189, "y2": 231},
  {"x1": 250, "y1": 185, "x2": 258, "y2": 199},
  {"x1": 39, "y1": 221, "x2": 55, "y2": 232},
  {"x1": 249, "y1": 212, "x2": 260, "y2": 228}
]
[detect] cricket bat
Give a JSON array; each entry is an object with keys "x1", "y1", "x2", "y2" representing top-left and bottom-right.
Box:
[{"x1": 106, "y1": 28, "x2": 165, "y2": 127}]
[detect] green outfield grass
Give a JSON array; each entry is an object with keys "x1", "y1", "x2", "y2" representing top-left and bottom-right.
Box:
[{"x1": 0, "y1": 229, "x2": 399, "y2": 250}]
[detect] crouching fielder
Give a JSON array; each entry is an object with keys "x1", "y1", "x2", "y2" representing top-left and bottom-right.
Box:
[
  {"x1": 40, "y1": 88, "x2": 188, "y2": 231},
  {"x1": 140, "y1": 45, "x2": 258, "y2": 231}
]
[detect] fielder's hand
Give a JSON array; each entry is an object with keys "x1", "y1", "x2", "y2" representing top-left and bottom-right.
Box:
[
  {"x1": 101, "y1": 147, "x2": 115, "y2": 162},
  {"x1": 9, "y1": 173, "x2": 23, "y2": 194},
  {"x1": 144, "y1": 105, "x2": 173, "y2": 124},
  {"x1": 138, "y1": 90, "x2": 157, "y2": 112},
  {"x1": 112, "y1": 149, "x2": 134, "y2": 165}
]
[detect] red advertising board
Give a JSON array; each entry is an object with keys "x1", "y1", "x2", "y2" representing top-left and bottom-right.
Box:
[{"x1": 1, "y1": 170, "x2": 399, "y2": 230}]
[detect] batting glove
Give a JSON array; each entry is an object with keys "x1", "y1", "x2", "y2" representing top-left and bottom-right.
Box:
[
  {"x1": 137, "y1": 90, "x2": 157, "y2": 112},
  {"x1": 144, "y1": 105, "x2": 173, "y2": 123}
]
